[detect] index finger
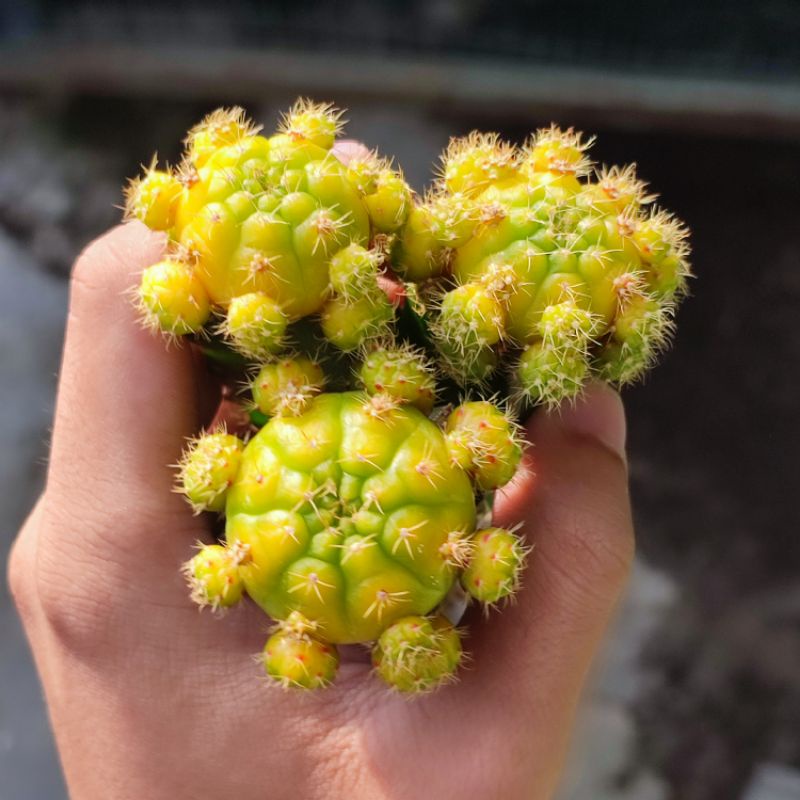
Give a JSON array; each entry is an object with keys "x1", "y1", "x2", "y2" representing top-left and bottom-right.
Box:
[{"x1": 45, "y1": 222, "x2": 207, "y2": 539}]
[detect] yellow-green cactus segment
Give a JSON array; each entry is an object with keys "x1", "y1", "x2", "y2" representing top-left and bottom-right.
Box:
[
  {"x1": 328, "y1": 243, "x2": 383, "y2": 300},
  {"x1": 262, "y1": 612, "x2": 339, "y2": 689},
  {"x1": 183, "y1": 541, "x2": 249, "y2": 609},
  {"x1": 138, "y1": 259, "x2": 211, "y2": 336},
  {"x1": 372, "y1": 615, "x2": 462, "y2": 692},
  {"x1": 251, "y1": 356, "x2": 325, "y2": 418},
  {"x1": 397, "y1": 124, "x2": 690, "y2": 402},
  {"x1": 320, "y1": 292, "x2": 393, "y2": 351},
  {"x1": 225, "y1": 392, "x2": 476, "y2": 644},
  {"x1": 178, "y1": 431, "x2": 244, "y2": 513},
  {"x1": 172, "y1": 107, "x2": 367, "y2": 316},
  {"x1": 445, "y1": 401, "x2": 522, "y2": 491},
  {"x1": 222, "y1": 292, "x2": 287, "y2": 359},
  {"x1": 125, "y1": 166, "x2": 183, "y2": 231},
  {"x1": 462, "y1": 527, "x2": 528, "y2": 605},
  {"x1": 358, "y1": 344, "x2": 436, "y2": 414},
  {"x1": 128, "y1": 101, "x2": 412, "y2": 351}
]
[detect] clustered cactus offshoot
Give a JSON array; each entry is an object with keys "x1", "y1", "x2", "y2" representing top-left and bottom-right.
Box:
[{"x1": 126, "y1": 102, "x2": 691, "y2": 693}]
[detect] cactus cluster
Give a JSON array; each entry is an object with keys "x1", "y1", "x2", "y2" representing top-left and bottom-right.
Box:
[
  {"x1": 393, "y1": 127, "x2": 691, "y2": 405},
  {"x1": 126, "y1": 101, "x2": 410, "y2": 357},
  {"x1": 180, "y1": 373, "x2": 525, "y2": 691},
  {"x1": 127, "y1": 101, "x2": 690, "y2": 693}
]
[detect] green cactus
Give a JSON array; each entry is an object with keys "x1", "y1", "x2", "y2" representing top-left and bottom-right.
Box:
[
  {"x1": 126, "y1": 101, "x2": 411, "y2": 354},
  {"x1": 358, "y1": 343, "x2": 436, "y2": 413},
  {"x1": 262, "y1": 612, "x2": 340, "y2": 689},
  {"x1": 183, "y1": 541, "x2": 249, "y2": 610},
  {"x1": 177, "y1": 388, "x2": 523, "y2": 691},
  {"x1": 372, "y1": 615, "x2": 463, "y2": 693},
  {"x1": 126, "y1": 99, "x2": 691, "y2": 693},
  {"x1": 462, "y1": 527, "x2": 528, "y2": 605},
  {"x1": 394, "y1": 126, "x2": 691, "y2": 406}
]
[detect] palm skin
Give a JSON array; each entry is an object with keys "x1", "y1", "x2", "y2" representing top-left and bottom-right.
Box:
[{"x1": 10, "y1": 208, "x2": 632, "y2": 800}]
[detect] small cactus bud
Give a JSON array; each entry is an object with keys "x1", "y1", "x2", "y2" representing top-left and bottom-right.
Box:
[
  {"x1": 538, "y1": 300, "x2": 597, "y2": 346},
  {"x1": 222, "y1": 292, "x2": 287, "y2": 359},
  {"x1": 280, "y1": 98, "x2": 343, "y2": 150},
  {"x1": 328, "y1": 243, "x2": 382, "y2": 300},
  {"x1": 445, "y1": 401, "x2": 522, "y2": 491},
  {"x1": 516, "y1": 340, "x2": 588, "y2": 408},
  {"x1": 320, "y1": 293, "x2": 393, "y2": 351},
  {"x1": 583, "y1": 164, "x2": 653, "y2": 215},
  {"x1": 439, "y1": 283, "x2": 506, "y2": 346},
  {"x1": 372, "y1": 615, "x2": 462, "y2": 692},
  {"x1": 138, "y1": 259, "x2": 211, "y2": 336},
  {"x1": 178, "y1": 431, "x2": 244, "y2": 513},
  {"x1": 345, "y1": 150, "x2": 382, "y2": 194},
  {"x1": 358, "y1": 345, "x2": 436, "y2": 414},
  {"x1": 440, "y1": 132, "x2": 517, "y2": 197},
  {"x1": 185, "y1": 106, "x2": 259, "y2": 168},
  {"x1": 183, "y1": 541, "x2": 249, "y2": 609},
  {"x1": 363, "y1": 169, "x2": 412, "y2": 233},
  {"x1": 631, "y1": 209, "x2": 691, "y2": 298},
  {"x1": 263, "y1": 612, "x2": 339, "y2": 689},
  {"x1": 525, "y1": 125, "x2": 594, "y2": 177},
  {"x1": 124, "y1": 167, "x2": 183, "y2": 230},
  {"x1": 597, "y1": 293, "x2": 672, "y2": 384},
  {"x1": 462, "y1": 527, "x2": 527, "y2": 605},
  {"x1": 432, "y1": 284, "x2": 506, "y2": 384},
  {"x1": 439, "y1": 340, "x2": 498, "y2": 385},
  {"x1": 427, "y1": 192, "x2": 478, "y2": 248},
  {"x1": 392, "y1": 204, "x2": 448, "y2": 282},
  {"x1": 252, "y1": 357, "x2": 324, "y2": 417}
]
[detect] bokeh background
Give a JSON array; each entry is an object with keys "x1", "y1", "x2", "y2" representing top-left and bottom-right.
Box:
[{"x1": 1, "y1": 1, "x2": 799, "y2": 798}]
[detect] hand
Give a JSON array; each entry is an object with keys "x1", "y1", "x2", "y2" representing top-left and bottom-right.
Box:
[{"x1": 9, "y1": 216, "x2": 633, "y2": 800}]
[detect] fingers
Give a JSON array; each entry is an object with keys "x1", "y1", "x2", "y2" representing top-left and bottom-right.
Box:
[
  {"x1": 463, "y1": 383, "x2": 634, "y2": 756},
  {"x1": 44, "y1": 222, "x2": 209, "y2": 554}
]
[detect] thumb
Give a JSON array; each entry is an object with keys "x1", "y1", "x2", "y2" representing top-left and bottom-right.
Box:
[{"x1": 462, "y1": 382, "x2": 634, "y2": 768}]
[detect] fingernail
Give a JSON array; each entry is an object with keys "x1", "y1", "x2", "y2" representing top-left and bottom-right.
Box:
[{"x1": 554, "y1": 381, "x2": 627, "y2": 462}]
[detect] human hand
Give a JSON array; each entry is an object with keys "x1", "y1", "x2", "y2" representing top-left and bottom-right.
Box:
[{"x1": 9, "y1": 151, "x2": 633, "y2": 800}]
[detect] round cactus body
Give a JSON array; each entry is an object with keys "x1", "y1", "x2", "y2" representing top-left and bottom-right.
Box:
[
  {"x1": 224, "y1": 391, "x2": 476, "y2": 644},
  {"x1": 394, "y1": 126, "x2": 691, "y2": 406},
  {"x1": 126, "y1": 102, "x2": 412, "y2": 354}
]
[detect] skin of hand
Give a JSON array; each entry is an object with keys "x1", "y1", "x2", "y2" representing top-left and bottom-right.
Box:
[{"x1": 8, "y1": 143, "x2": 634, "y2": 800}]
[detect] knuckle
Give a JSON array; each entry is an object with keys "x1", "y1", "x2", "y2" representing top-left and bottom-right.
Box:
[
  {"x1": 70, "y1": 222, "x2": 163, "y2": 300},
  {"x1": 7, "y1": 534, "x2": 37, "y2": 624},
  {"x1": 35, "y1": 546, "x2": 116, "y2": 651},
  {"x1": 32, "y1": 506, "x2": 120, "y2": 650},
  {"x1": 71, "y1": 225, "x2": 127, "y2": 291},
  {"x1": 561, "y1": 496, "x2": 634, "y2": 584}
]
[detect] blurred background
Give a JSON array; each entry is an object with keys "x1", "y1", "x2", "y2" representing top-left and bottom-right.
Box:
[{"x1": 1, "y1": 1, "x2": 798, "y2": 798}]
